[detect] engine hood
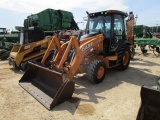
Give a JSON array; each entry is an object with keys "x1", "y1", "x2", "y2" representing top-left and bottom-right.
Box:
[{"x1": 80, "y1": 32, "x2": 100, "y2": 41}]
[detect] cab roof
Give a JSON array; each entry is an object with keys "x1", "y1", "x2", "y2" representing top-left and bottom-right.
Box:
[{"x1": 89, "y1": 10, "x2": 128, "y2": 17}]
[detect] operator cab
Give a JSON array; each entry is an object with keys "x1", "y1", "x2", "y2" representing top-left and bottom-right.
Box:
[
  {"x1": 84, "y1": 10, "x2": 128, "y2": 53},
  {"x1": 20, "y1": 27, "x2": 45, "y2": 45}
]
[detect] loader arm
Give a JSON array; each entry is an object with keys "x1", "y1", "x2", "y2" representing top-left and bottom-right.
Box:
[
  {"x1": 41, "y1": 35, "x2": 62, "y2": 64},
  {"x1": 52, "y1": 35, "x2": 104, "y2": 79},
  {"x1": 55, "y1": 36, "x2": 81, "y2": 70}
]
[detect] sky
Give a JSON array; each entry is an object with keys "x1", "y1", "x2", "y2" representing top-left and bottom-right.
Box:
[{"x1": 0, "y1": 0, "x2": 160, "y2": 30}]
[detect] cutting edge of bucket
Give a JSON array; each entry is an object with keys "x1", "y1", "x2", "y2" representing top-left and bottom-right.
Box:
[{"x1": 19, "y1": 79, "x2": 75, "y2": 110}]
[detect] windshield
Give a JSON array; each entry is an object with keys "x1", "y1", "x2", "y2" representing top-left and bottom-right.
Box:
[{"x1": 86, "y1": 16, "x2": 111, "y2": 34}]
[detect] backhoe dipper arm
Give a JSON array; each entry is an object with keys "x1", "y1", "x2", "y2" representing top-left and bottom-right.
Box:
[
  {"x1": 126, "y1": 12, "x2": 134, "y2": 46},
  {"x1": 41, "y1": 35, "x2": 62, "y2": 64}
]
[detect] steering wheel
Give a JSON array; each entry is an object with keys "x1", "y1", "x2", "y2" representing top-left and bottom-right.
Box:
[{"x1": 111, "y1": 35, "x2": 119, "y2": 48}]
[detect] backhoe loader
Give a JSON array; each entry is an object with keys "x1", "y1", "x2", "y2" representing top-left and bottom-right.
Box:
[{"x1": 19, "y1": 10, "x2": 135, "y2": 109}]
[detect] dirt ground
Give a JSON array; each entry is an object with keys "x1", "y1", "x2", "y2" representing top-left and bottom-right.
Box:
[{"x1": 0, "y1": 49, "x2": 160, "y2": 120}]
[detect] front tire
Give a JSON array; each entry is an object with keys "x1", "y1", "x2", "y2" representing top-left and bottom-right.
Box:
[{"x1": 87, "y1": 60, "x2": 106, "y2": 84}]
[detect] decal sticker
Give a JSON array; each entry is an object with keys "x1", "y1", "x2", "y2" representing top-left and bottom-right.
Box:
[{"x1": 82, "y1": 42, "x2": 93, "y2": 52}]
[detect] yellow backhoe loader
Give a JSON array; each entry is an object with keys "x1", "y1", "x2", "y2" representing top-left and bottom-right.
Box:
[{"x1": 19, "y1": 10, "x2": 135, "y2": 109}]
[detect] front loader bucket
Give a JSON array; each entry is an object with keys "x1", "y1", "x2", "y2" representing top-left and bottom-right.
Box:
[
  {"x1": 136, "y1": 86, "x2": 160, "y2": 120},
  {"x1": 19, "y1": 62, "x2": 75, "y2": 110}
]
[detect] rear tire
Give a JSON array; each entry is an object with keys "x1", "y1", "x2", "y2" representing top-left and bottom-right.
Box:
[
  {"x1": 87, "y1": 60, "x2": 106, "y2": 84},
  {"x1": 116, "y1": 46, "x2": 131, "y2": 71}
]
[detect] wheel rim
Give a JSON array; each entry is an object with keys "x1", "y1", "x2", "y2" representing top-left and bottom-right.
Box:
[
  {"x1": 123, "y1": 51, "x2": 129, "y2": 65},
  {"x1": 97, "y1": 66, "x2": 104, "y2": 79}
]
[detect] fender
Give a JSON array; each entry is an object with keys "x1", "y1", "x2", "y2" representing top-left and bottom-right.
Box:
[{"x1": 116, "y1": 40, "x2": 130, "y2": 52}]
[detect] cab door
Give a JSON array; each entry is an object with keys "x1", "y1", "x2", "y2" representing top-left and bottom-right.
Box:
[{"x1": 110, "y1": 14, "x2": 126, "y2": 52}]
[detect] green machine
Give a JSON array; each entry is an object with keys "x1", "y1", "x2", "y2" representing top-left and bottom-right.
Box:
[
  {"x1": 0, "y1": 28, "x2": 19, "y2": 60},
  {"x1": 134, "y1": 25, "x2": 160, "y2": 54},
  {"x1": 134, "y1": 25, "x2": 150, "y2": 38},
  {"x1": 134, "y1": 37, "x2": 160, "y2": 54},
  {"x1": 1, "y1": 8, "x2": 79, "y2": 60},
  {"x1": 23, "y1": 8, "x2": 79, "y2": 33},
  {"x1": 22, "y1": 8, "x2": 79, "y2": 42}
]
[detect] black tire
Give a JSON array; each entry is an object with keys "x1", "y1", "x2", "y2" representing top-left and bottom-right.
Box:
[
  {"x1": 116, "y1": 46, "x2": 131, "y2": 71},
  {"x1": 0, "y1": 50, "x2": 8, "y2": 60},
  {"x1": 1, "y1": 56, "x2": 8, "y2": 60},
  {"x1": 0, "y1": 49, "x2": 7, "y2": 56},
  {"x1": 87, "y1": 60, "x2": 106, "y2": 84},
  {"x1": 20, "y1": 62, "x2": 28, "y2": 71}
]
